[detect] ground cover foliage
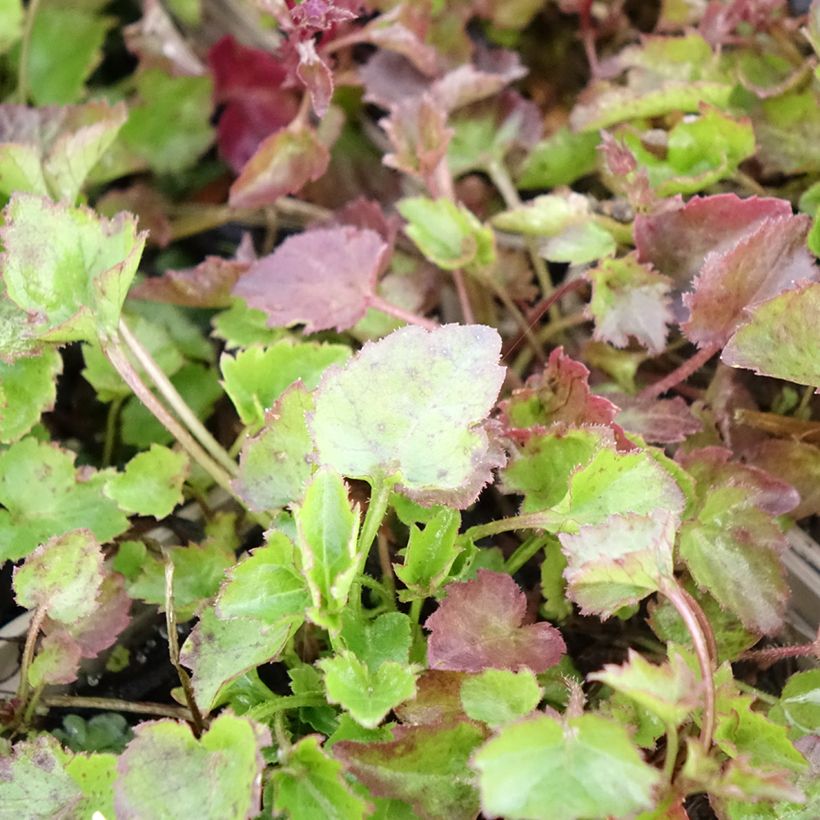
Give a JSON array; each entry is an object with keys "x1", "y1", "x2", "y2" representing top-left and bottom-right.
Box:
[{"x1": 0, "y1": 0, "x2": 819, "y2": 817}]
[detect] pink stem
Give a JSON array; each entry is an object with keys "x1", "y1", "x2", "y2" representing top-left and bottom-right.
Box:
[
  {"x1": 369, "y1": 295, "x2": 439, "y2": 331},
  {"x1": 639, "y1": 342, "x2": 721, "y2": 401},
  {"x1": 452, "y1": 269, "x2": 475, "y2": 324}
]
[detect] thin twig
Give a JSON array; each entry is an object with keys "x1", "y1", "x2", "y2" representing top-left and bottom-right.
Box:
[
  {"x1": 16, "y1": 605, "x2": 46, "y2": 703},
  {"x1": 42, "y1": 695, "x2": 193, "y2": 722},
  {"x1": 639, "y1": 342, "x2": 721, "y2": 401},
  {"x1": 452, "y1": 269, "x2": 475, "y2": 323}
]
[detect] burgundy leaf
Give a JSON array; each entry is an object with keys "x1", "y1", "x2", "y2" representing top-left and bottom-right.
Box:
[
  {"x1": 232, "y1": 226, "x2": 389, "y2": 333},
  {"x1": 424, "y1": 570, "x2": 566, "y2": 673},
  {"x1": 208, "y1": 36, "x2": 299, "y2": 173},
  {"x1": 229, "y1": 125, "x2": 330, "y2": 209},
  {"x1": 613, "y1": 394, "x2": 703, "y2": 444},
  {"x1": 682, "y1": 214, "x2": 817, "y2": 347},
  {"x1": 634, "y1": 194, "x2": 793, "y2": 290}
]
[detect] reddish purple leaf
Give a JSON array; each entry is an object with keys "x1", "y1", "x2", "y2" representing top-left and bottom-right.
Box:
[
  {"x1": 613, "y1": 394, "x2": 703, "y2": 444},
  {"x1": 229, "y1": 125, "x2": 330, "y2": 209},
  {"x1": 232, "y1": 226, "x2": 389, "y2": 333},
  {"x1": 424, "y1": 570, "x2": 566, "y2": 674},
  {"x1": 634, "y1": 194, "x2": 793, "y2": 290},
  {"x1": 432, "y1": 47, "x2": 527, "y2": 112},
  {"x1": 744, "y1": 439, "x2": 820, "y2": 520},
  {"x1": 132, "y1": 234, "x2": 255, "y2": 308},
  {"x1": 360, "y1": 52, "x2": 430, "y2": 109},
  {"x1": 393, "y1": 670, "x2": 467, "y2": 726},
  {"x1": 682, "y1": 214, "x2": 817, "y2": 347},
  {"x1": 208, "y1": 36, "x2": 299, "y2": 173},
  {"x1": 355, "y1": 6, "x2": 439, "y2": 76},
  {"x1": 335, "y1": 197, "x2": 402, "y2": 248},
  {"x1": 498, "y1": 347, "x2": 620, "y2": 440},
  {"x1": 96, "y1": 183, "x2": 172, "y2": 248}
]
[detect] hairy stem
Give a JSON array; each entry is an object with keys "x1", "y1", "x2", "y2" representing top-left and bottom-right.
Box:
[
  {"x1": 164, "y1": 555, "x2": 205, "y2": 734},
  {"x1": 482, "y1": 274, "x2": 546, "y2": 363},
  {"x1": 504, "y1": 535, "x2": 546, "y2": 575},
  {"x1": 639, "y1": 342, "x2": 721, "y2": 401},
  {"x1": 16, "y1": 605, "x2": 46, "y2": 703},
  {"x1": 42, "y1": 694, "x2": 193, "y2": 721},
  {"x1": 357, "y1": 479, "x2": 392, "y2": 565},
  {"x1": 662, "y1": 579, "x2": 716, "y2": 750},
  {"x1": 246, "y1": 694, "x2": 329, "y2": 723},
  {"x1": 662, "y1": 723, "x2": 680, "y2": 783},
  {"x1": 464, "y1": 511, "x2": 562, "y2": 543},
  {"x1": 103, "y1": 339, "x2": 237, "y2": 497},
  {"x1": 119, "y1": 319, "x2": 238, "y2": 477}
]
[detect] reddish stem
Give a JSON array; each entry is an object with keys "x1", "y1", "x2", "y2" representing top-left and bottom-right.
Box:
[
  {"x1": 740, "y1": 641, "x2": 820, "y2": 667},
  {"x1": 639, "y1": 342, "x2": 721, "y2": 401},
  {"x1": 369, "y1": 295, "x2": 438, "y2": 330}
]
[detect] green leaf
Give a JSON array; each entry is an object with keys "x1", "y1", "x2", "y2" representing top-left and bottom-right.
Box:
[
  {"x1": 0, "y1": 736, "x2": 83, "y2": 818},
  {"x1": 0, "y1": 348, "x2": 62, "y2": 443},
  {"x1": 559, "y1": 511, "x2": 677, "y2": 618},
  {"x1": 679, "y1": 488, "x2": 788, "y2": 635},
  {"x1": 104, "y1": 444, "x2": 189, "y2": 518},
  {"x1": 0, "y1": 194, "x2": 145, "y2": 345},
  {"x1": 311, "y1": 324, "x2": 505, "y2": 508},
  {"x1": 216, "y1": 533, "x2": 309, "y2": 624},
  {"x1": 271, "y1": 735, "x2": 369, "y2": 820},
  {"x1": 54, "y1": 713, "x2": 132, "y2": 754},
  {"x1": 0, "y1": 437, "x2": 128, "y2": 561},
  {"x1": 221, "y1": 340, "x2": 350, "y2": 427},
  {"x1": 212, "y1": 299, "x2": 285, "y2": 349},
  {"x1": 320, "y1": 651, "x2": 418, "y2": 728},
  {"x1": 0, "y1": 0, "x2": 22, "y2": 54},
  {"x1": 339, "y1": 611, "x2": 413, "y2": 671},
  {"x1": 460, "y1": 668, "x2": 542, "y2": 727},
  {"x1": 589, "y1": 648, "x2": 698, "y2": 727},
  {"x1": 23, "y1": 6, "x2": 110, "y2": 104},
  {"x1": 114, "y1": 713, "x2": 270, "y2": 819},
  {"x1": 294, "y1": 468, "x2": 361, "y2": 630},
  {"x1": 394, "y1": 507, "x2": 462, "y2": 599},
  {"x1": 722, "y1": 282, "x2": 820, "y2": 390},
  {"x1": 769, "y1": 671, "x2": 820, "y2": 740},
  {"x1": 397, "y1": 197, "x2": 496, "y2": 271},
  {"x1": 334, "y1": 721, "x2": 486, "y2": 819},
  {"x1": 82, "y1": 314, "x2": 186, "y2": 402},
  {"x1": 13, "y1": 529, "x2": 104, "y2": 623},
  {"x1": 64, "y1": 752, "x2": 117, "y2": 820},
  {"x1": 473, "y1": 712, "x2": 661, "y2": 820},
  {"x1": 120, "y1": 68, "x2": 214, "y2": 174},
  {"x1": 121, "y1": 362, "x2": 222, "y2": 449},
  {"x1": 235, "y1": 384, "x2": 316, "y2": 512},
  {"x1": 517, "y1": 127, "x2": 600, "y2": 189},
  {"x1": 180, "y1": 604, "x2": 299, "y2": 712}
]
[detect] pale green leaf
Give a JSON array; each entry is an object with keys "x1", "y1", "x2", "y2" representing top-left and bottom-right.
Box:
[
  {"x1": 460, "y1": 668, "x2": 542, "y2": 727},
  {"x1": 769, "y1": 671, "x2": 820, "y2": 739},
  {"x1": 339, "y1": 611, "x2": 412, "y2": 671},
  {"x1": 0, "y1": 348, "x2": 62, "y2": 443},
  {"x1": 311, "y1": 324, "x2": 505, "y2": 507},
  {"x1": 64, "y1": 752, "x2": 117, "y2": 820}
]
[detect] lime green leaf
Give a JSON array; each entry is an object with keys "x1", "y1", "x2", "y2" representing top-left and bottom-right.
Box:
[
  {"x1": 0, "y1": 348, "x2": 62, "y2": 443},
  {"x1": 235, "y1": 384, "x2": 316, "y2": 512},
  {"x1": 334, "y1": 721, "x2": 486, "y2": 819},
  {"x1": 517, "y1": 127, "x2": 600, "y2": 189},
  {"x1": 0, "y1": 736, "x2": 82, "y2": 817},
  {"x1": 24, "y1": 6, "x2": 110, "y2": 104},
  {"x1": 589, "y1": 648, "x2": 698, "y2": 727},
  {"x1": 394, "y1": 507, "x2": 462, "y2": 599},
  {"x1": 120, "y1": 69, "x2": 214, "y2": 174},
  {"x1": 1, "y1": 194, "x2": 145, "y2": 344},
  {"x1": 216, "y1": 533, "x2": 309, "y2": 624},
  {"x1": 722, "y1": 282, "x2": 820, "y2": 390},
  {"x1": 0, "y1": 437, "x2": 128, "y2": 561},
  {"x1": 320, "y1": 651, "x2": 418, "y2": 728},
  {"x1": 294, "y1": 468, "x2": 361, "y2": 630},
  {"x1": 587, "y1": 253, "x2": 673, "y2": 354},
  {"x1": 0, "y1": 0, "x2": 22, "y2": 54},
  {"x1": 473, "y1": 713, "x2": 661, "y2": 820},
  {"x1": 311, "y1": 324, "x2": 505, "y2": 507},
  {"x1": 769, "y1": 671, "x2": 820, "y2": 739},
  {"x1": 104, "y1": 444, "x2": 189, "y2": 519},
  {"x1": 64, "y1": 752, "x2": 117, "y2": 820},
  {"x1": 221, "y1": 340, "x2": 350, "y2": 427},
  {"x1": 121, "y1": 362, "x2": 222, "y2": 449},
  {"x1": 82, "y1": 314, "x2": 186, "y2": 403},
  {"x1": 460, "y1": 668, "x2": 542, "y2": 727},
  {"x1": 113, "y1": 713, "x2": 270, "y2": 818},
  {"x1": 212, "y1": 299, "x2": 284, "y2": 349},
  {"x1": 397, "y1": 197, "x2": 496, "y2": 271},
  {"x1": 339, "y1": 611, "x2": 413, "y2": 671},
  {"x1": 180, "y1": 604, "x2": 298, "y2": 712},
  {"x1": 271, "y1": 735, "x2": 369, "y2": 820},
  {"x1": 13, "y1": 530, "x2": 104, "y2": 623},
  {"x1": 559, "y1": 511, "x2": 677, "y2": 618}
]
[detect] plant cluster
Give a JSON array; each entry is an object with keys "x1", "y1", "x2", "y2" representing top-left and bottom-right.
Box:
[{"x1": 0, "y1": 0, "x2": 818, "y2": 818}]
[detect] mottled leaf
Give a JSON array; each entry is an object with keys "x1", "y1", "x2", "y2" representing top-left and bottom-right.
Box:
[
  {"x1": 473, "y1": 712, "x2": 661, "y2": 820},
  {"x1": 334, "y1": 721, "x2": 486, "y2": 820},
  {"x1": 13, "y1": 530, "x2": 104, "y2": 623},
  {"x1": 104, "y1": 444, "x2": 189, "y2": 519},
  {"x1": 722, "y1": 282, "x2": 820, "y2": 390},
  {"x1": 235, "y1": 384, "x2": 316, "y2": 512},
  {"x1": 27, "y1": 631, "x2": 82, "y2": 687},
  {"x1": 229, "y1": 125, "x2": 329, "y2": 209},
  {"x1": 311, "y1": 324, "x2": 505, "y2": 507},
  {"x1": 233, "y1": 226, "x2": 389, "y2": 333},
  {"x1": 114, "y1": 714, "x2": 270, "y2": 819},
  {"x1": 425, "y1": 570, "x2": 565, "y2": 673},
  {"x1": 559, "y1": 511, "x2": 677, "y2": 618}
]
